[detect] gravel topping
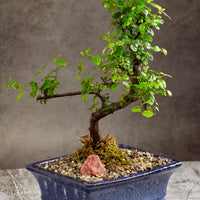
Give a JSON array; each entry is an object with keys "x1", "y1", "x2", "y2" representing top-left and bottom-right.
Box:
[{"x1": 38, "y1": 148, "x2": 172, "y2": 183}]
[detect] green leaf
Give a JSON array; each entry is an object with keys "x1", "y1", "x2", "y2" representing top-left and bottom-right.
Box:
[
  {"x1": 17, "y1": 90, "x2": 24, "y2": 101},
  {"x1": 9, "y1": 75, "x2": 13, "y2": 81},
  {"x1": 33, "y1": 71, "x2": 41, "y2": 78},
  {"x1": 150, "y1": 3, "x2": 162, "y2": 10},
  {"x1": 114, "y1": 12, "x2": 122, "y2": 19},
  {"x1": 152, "y1": 46, "x2": 160, "y2": 52},
  {"x1": 121, "y1": 74, "x2": 129, "y2": 80},
  {"x1": 86, "y1": 47, "x2": 92, "y2": 54},
  {"x1": 99, "y1": 36, "x2": 107, "y2": 40},
  {"x1": 44, "y1": 80, "x2": 53, "y2": 89},
  {"x1": 49, "y1": 58, "x2": 57, "y2": 62},
  {"x1": 147, "y1": 28, "x2": 154, "y2": 36},
  {"x1": 162, "y1": 48, "x2": 168, "y2": 56},
  {"x1": 78, "y1": 63, "x2": 84, "y2": 72},
  {"x1": 41, "y1": 65, "x2": 47, "y2": 71},
  {"x1": 136, "y1": 54, "x2": 141, "y2": 60},
  {"x1": 81, "y1": 94, "x2": 87, "y2": 102},
  {"x1": 146, "y1": 0, "x2": 154, "y2": 3},
  {"x1": 126, "y1": 17, "x2": 132, "y2": 26},
  {"x1": 121, "y1": 15, "x2": 128, "y2": 26},
  {"x1": 100, "y1": 85, "x2": 107, "y2": 90},
  {"x1": 8, "y1": 82, "x2": 16, "y2": 87},
  {"x1": 13, "y1": 82, "x2": 21, "y2": 90},
  {"x1": 95, "y1": 81, "x2": 100, "y2": 87},
  {"x1": 146, "y1": 52, "x2": 154, "y2": 61},
  {"x1": 163, "y1": 12, "x2": 171, "y2": 20},
  {"x1": 117, "y1": 0, "x2": 126, "y2": 7},
  {"x1": 107, "y1": 30, "x2": 111, "y2": 35},
  {"x1": 93, "y1": 56, "x2": 101, "y2": 65},
  {"x1": 156, "y1": 90, "x2": 167, "y2": 96},
  {"x1": 114, "y1": 46, "x2": 123, "y2": 56},
  {"x1": 87, "y1": 55, "x2": 94, "y2": 60},
  {"x1": 107, "y1": 43, "x2": 115, "y2": 49},
  {"x1": 142, "y1": 110, "x2": 154, "y2": 118},
  {"x1": 130, "y1": 44, "x2": 137, "y2": 52},
  {"x1": 139, "y1": 24, "x2": 146, "y2": 34},
  {"x1": 29, "y1": 92, "x2": 35, "y2": 98},
  {"x1": 144, "y1": 42, "x2": 151, "y2": 49},
  {"x1": 154, "y1": 84, "x2": 159, "y2": 89},
  {"x1": 160, "y1": 72, "x2": 172, "y2": 78},
  {"x1": 57, "y1": 59, "x2": 67, "y2": 67},
  {"x1": 135, "y1": 6, "x2": 144, "y2": 14},
  {"x1": 2, "y1": 82, "x2": 8, "y2": 89},
  {"x1": 157, "y1": 79, "x2": 166, "y2": 89},
  {"x1": 103, "y1": 95, "x2": 110, "y2": 101},
  {"x1": 167, "y1": 90, "x2": 172, "y2": 97},
  {"x1": 132, "y1": 106, "x2": 141, "y2": 113},
  {"x1": 110, "y1": 84, "x2": 118, "y2": 91},
  {"x1": 112, "y1": 75, "x2": 118, "y2": 82},
  {"x1": 116, "y1": 40, "x2": 124, "y2": 46},
  {"x1": 143, "y1": 35, "x2": 153, "y2": 42},
  {"x1": 53, "y1": 79, "x2": 60, "y2": 86},
  {"x1": 104, "y1": 105, "x2": 112, "y2": 111},
  {"x1": 76, "y1": 72, "x2": 81, "y2": 79},
  {"x1": 122, "y1": 81, "x2": 130, "y2": 90},
  {"x1": 103, "y1": 2, "x2": 108, "y2": 8},
  {"x1": 89, "y1": 102, "x2": 99, "y2": 110}
]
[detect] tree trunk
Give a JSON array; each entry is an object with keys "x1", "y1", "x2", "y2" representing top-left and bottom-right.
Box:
[
  {"x1": 88, "y1": 93, "x2": 138, "y2": 147},
  {"x1": 89, "y1": 117, "x2": 101, "y2": 146}
]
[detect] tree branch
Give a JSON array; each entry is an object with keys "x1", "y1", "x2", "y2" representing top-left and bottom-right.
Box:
[
  {"x1": 91, "y1": 92, "x2": 139, "y2": 122},
  {"x1": 37, "y1": 91, "x2": 82, "y2": 100},
  {"x1": 37, "y1": 91, "x2": 106, "y2": 107},
  {"x1": 100, "y1": 77, "x2": 113, "y2": 87}
]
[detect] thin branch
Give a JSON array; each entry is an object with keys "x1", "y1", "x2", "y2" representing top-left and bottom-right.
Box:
[
  {"x1": 37, "y1": 91, "x2": 106, "y2": 108},
  {"x1": 37, "y1": 91, "x2": 82, "y2": 100},
  {"x1": 100, "y1": 77, "x2": 113, "y2": 87},
  {"x1": 91, "y1": 92, "x2": 106, "y2": 108}
]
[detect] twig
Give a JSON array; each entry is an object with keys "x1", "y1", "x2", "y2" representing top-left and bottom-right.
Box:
[{"x1": 37, "y1": 91, "x2": 106, "y2": 108}]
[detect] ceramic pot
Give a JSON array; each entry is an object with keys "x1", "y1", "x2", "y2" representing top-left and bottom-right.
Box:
[{"x1": 26, "y1": 144, "x2": 181, "y2": 200}]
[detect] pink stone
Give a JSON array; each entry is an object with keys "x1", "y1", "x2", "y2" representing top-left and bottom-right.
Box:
[{"x1": 81, "y1": 155, "x2": 106, "y2": 176}]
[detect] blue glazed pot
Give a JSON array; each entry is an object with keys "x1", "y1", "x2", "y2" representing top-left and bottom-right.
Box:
[{"x1": 26, "y1": 144, "x2": 181, "y2": 200}]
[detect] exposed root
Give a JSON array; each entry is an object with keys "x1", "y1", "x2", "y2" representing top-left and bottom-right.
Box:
[{"x1": 71, "y1": 134, "x2": 132, "y2": 167}]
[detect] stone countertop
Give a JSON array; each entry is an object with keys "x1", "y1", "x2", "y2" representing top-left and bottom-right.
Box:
[{"x1": 0, "y1": 161, "x2": 199, "y2": 200}]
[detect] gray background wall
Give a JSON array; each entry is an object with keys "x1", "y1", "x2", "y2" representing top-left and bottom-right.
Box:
[{"x1": 0, "y1": 0, "x2": 199, "y2": 169}]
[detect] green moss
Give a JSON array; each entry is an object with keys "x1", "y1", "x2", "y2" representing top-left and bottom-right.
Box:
[{"x1": 71, "y1": 134, "x2": 132, "y2": 167}]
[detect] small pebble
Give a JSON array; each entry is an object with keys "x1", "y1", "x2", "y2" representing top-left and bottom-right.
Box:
[{"x1": 146, "y1": 163, "x2": 152, "y2": 169}]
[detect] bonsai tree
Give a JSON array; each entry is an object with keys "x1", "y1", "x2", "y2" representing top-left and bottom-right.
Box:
[{"x1": 4, "y1": 0, "x2": 171, "y2": 150}]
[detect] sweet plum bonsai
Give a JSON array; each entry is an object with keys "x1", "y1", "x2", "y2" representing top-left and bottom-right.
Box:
[{"x1": 4, "y1": 0, "x2": 172, "y2": 161}]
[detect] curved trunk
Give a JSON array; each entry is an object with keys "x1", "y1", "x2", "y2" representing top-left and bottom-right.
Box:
[{"x1": 89, "y1": 93, "x2": 138, "y2": 147}]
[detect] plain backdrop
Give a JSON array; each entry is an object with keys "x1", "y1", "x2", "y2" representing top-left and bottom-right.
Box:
[{"x1": 0, "y1": 0, "x2": 199, "y2": 169}]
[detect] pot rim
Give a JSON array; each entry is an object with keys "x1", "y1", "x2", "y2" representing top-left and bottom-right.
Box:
[{"x1": 26, "y1": 144, "x2": 182, "y2": 187}]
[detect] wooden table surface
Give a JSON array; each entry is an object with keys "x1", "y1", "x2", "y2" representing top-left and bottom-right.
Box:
[{"x1": 0, "y1": 161, "x2": 200, "y2": 200}]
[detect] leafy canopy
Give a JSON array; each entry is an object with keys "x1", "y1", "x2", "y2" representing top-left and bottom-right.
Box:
[
  {"x1": 77, "y1": 0, "x2": 172, "y2": 117},
  {"x1": 4, "y1": 0, "x2": 172, "y2": 118}
]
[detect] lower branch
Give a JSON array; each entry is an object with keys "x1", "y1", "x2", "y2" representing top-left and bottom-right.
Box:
[
  {"x1": 37, "y1": 91, "x2": 82, "y2": 100},
  {"x1": 37, "y1": 91, "x2": 106, "y2": 107}
]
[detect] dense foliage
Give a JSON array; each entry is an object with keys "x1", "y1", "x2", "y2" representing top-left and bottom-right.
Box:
[
  {"x1": 77, "y1": 0, "x2": 172, "y2": 118},
  {"x1": 4, "y1": 0, "x2": 171, "y2": 145}
]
